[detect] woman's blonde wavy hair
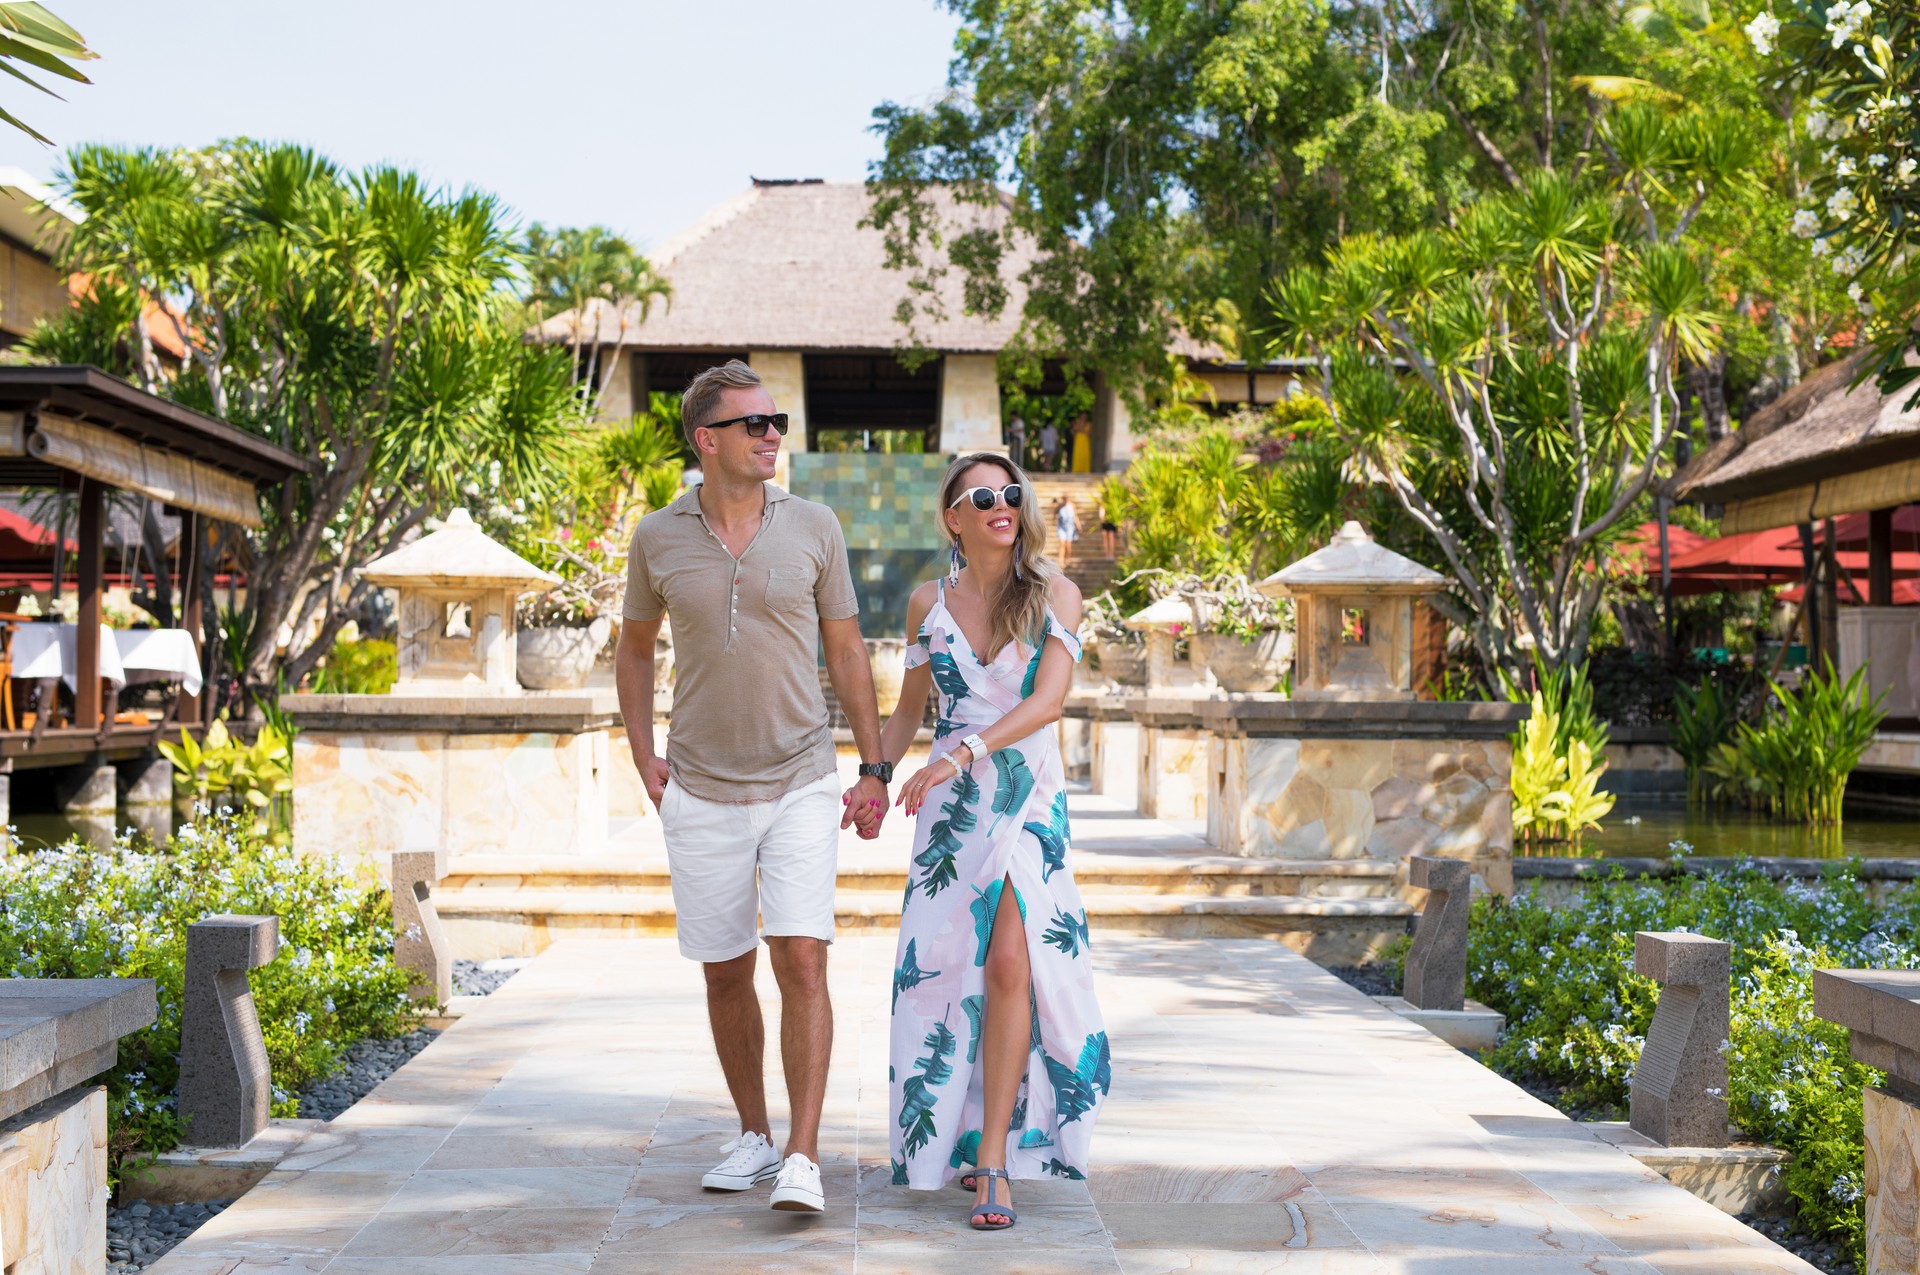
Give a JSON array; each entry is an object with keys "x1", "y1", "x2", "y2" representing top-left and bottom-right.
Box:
[{"x1": 939, "y1": 451, "x2": 1061, "y2": 661}]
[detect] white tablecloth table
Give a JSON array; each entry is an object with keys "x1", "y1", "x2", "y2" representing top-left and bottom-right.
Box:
[
  {"x1": 114, "y1": 628, "x2": 204, "y2": 698},
  {"x1": 8, "y1": 625, "x2": 203, "y2": 697},
  {"x1": 9, "y1": 623, "x2": 128, "y2": 692}
]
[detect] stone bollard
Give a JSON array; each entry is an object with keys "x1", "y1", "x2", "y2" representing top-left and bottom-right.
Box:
[
  {"x1": 392, "y1": 848, "x2": 452, "y2": 1006},
  {"x1": 179, "y1": 915, "x2": 279, "y2": 1148},
  {"x1": 1630, "y1": 931, "x2": 1730, "y2": 1149},
  {"x1": 1403, "y1": 856, "x2": 1472, "y2": 1012},
  {"x1": 1813, "y1": 968, "x2": 1920, "y2": 1274}
]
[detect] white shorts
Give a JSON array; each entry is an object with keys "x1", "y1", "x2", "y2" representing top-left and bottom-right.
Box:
[{"x1": 659, "y1": 772, "x2": 841, "y2": 962}]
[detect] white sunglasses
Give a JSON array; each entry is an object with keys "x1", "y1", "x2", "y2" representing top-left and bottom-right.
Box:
[{"x1": 948, "y1": 484, "x2": 1025, "y2": 512}]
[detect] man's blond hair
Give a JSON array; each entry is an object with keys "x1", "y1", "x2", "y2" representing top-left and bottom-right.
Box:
[{"x1": 680, "y1": 359, "x2": 764, "y2": 450}]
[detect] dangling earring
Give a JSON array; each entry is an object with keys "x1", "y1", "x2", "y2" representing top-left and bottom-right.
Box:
[
  {"x1": 1012, "y1": 538, "x2": 1024, "y2": 582},
  {"x1": 947, "y1": 540, "x2": 963, "y2": 587}
]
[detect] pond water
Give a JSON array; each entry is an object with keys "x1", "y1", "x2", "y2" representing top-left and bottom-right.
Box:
[
  {"x1": 11, "y1": 809, "x2": 179, "y2": 851},
  {"x1": 1537, "y1": 799, "x2": 1920, "y2": 860}
]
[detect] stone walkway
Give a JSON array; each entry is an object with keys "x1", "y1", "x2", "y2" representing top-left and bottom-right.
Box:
[{"x1": 147, "y1": 933, "x2": 1817, "y2": 1273}]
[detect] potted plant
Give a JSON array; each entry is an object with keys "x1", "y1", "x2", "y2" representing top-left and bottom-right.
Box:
[
  {"x1": 516, "y1": 538, "x2": 624, "y2": 690},
  {"x1": 1082, "y1": 591, "x2": 1146, "y2": 686},
  {"x1": 1188, "y1": 576, "x2": 1292, "y2": 694}
]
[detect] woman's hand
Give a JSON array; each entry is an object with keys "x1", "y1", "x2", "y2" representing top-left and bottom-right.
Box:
[{"x1": 895, "y1": 754, "x2": 961, "y2": 817}]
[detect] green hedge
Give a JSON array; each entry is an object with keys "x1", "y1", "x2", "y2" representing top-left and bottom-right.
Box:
[
  {"x1": 1453, "y1": 860, "x2": 1920, "y2": 1263},
  {"x1": 0, "y1": 815, "x2": 418, "y2": 1166}
]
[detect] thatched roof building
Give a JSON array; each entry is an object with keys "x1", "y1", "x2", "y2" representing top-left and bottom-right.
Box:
[{"x1": 1673, "y1": 353, "x2": 1920, "y2": 535}]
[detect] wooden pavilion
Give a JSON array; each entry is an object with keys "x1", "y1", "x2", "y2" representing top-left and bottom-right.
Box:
[{"x1": 0, "y1": 366, "x2": 308, "y2": 804}]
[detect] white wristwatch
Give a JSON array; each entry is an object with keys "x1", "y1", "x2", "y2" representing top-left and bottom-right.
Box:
[{"x1": 961, "y1": 733, "x2": 991, "y2": 765}]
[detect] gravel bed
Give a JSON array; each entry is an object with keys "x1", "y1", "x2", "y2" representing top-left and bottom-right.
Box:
[
  {"x1": 108, "y1": 1199, "x2": 229, "y2": 1273},
  {"x1": 1324, "y1": 961, "x2": 1401, "y2": 998},
  {"x1": 1736, "y1": 1211, "x2": 1855, "y2": 1274},
  {"x1": 295, "y1": 1027, "x2": 440, "y2": 1120},
  {"x1": 454, "y1": 956, "x2": 530, "y2": 997}
]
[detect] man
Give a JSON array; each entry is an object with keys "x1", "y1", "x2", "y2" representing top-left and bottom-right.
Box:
[
  {"x1": 1038, "y1": 418, "x2": 1061, "y2": 471},
  {"x1": 1006, "y1": 412, "x2": 1027, "y2": 467},
  {"x1": 615, "y1": 360, "x2": 890, "y2": 1216}
]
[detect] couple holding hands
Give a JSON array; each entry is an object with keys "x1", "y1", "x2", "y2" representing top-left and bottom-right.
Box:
[{"x1": 614, "y1": 360, "x2": 1108, "y2": 1232}]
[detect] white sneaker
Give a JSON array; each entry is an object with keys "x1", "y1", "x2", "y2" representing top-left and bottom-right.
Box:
[
  {"x1": 768, "y1": 1152, "x2": 826, "y2": 1213},
  {"x1": 701, "y1": 1132, "x2": 782, "y2": 1191}
]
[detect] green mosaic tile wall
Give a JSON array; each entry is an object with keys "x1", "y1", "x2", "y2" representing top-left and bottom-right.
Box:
[{"x1": 791, "y1": 453, "x2": 951, "y2": 631}]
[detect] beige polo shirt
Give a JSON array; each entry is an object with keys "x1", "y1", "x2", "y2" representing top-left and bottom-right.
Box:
[{"x1": 623, "y1": 483, "x2": 859, "y2": 802}]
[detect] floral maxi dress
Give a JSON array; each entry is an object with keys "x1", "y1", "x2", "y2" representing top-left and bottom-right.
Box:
[{"x1": 888, "y1": 582, "x2": 1110, "y2": 1189}]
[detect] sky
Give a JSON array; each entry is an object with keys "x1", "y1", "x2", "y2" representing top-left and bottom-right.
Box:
[{"x1": 3, "y1": 0, "x2": 963, "y2": 251}]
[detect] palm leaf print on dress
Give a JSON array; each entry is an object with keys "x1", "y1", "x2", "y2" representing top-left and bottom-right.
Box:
[
  {"x1": 987, "y1": 748, "x2": 1035, "y2": 834},
  {"x1": 914, "y1": 769, "x2": 980, "y2": 898},
  {"x1": 961, "y1": 994, "x2": 986, "y2": 1063},
  {"x1": 930, "y1": 650, "x2": 970, "y2": 714},
  {"x1": 969, "y1": 879, "x2": 1026, "y2": 967},
  {"x1": 1023, "y1": 791, "x2": 1070, "y2": 882},
  {"x1": 1043, "y1": 1030, "x2": 1112, "y2": 1124},
  {"x1": 1042, "y1": 907, "x2": 1092, "y2": 958},
  {"x1": 899, "y1": 1010, "x2": 958, "y2": 1156},
  {"x1": 892, "y1": 938, "x2": 941, "y2": 1012}
]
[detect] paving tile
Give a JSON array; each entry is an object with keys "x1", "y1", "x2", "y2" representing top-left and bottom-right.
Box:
[
  {"x1": 275, "y1": 1128, "x2": 448, "y2": 1173},
  {"x1": 384, "y1": 1166, "x2": 634, "y2": 1211},
  {"x1": 858, "y1": 1251, "x2": 1121, "y2": 1275},
  {"x1": 1101, "y1": 1200, "x2": 1363, "y2": 1252},
  {"x1": 596, "y1": 1199, "x2": 855, "y2": 1253},
  {"x1": 328, "y1": 1258, "x2": 594, "y2": 1275},
  {"x1": 1326, "y1": 1197, "x2": 1625, "y2": 1255},
  {"x1": 1091, "y1": 1166, "x2": 1311, "y2": 1204},
  {"x1": 232, "y1": 1169, "x2": 412, "y2": 1212},
  {"x1": 424, "y1": 1131, "x2": 651, "y2": 1169},
  {"x1": 337, "y1": 1206, "x2": 619, "y2": 1257},
  {"x1": 1117, "y1": 1252, "x2": 1390, "y2": 1274},
  {"x1": 856, "y1": 1201, "x2": 1111, "y2": 1249},
  {"x1": 623, "y1": 1162, "x2": 858, "y2": 1207},
  {"x1": 588, "y1": 1255, "x2": 854, "y2": 1275},
  {"x1": 157, "y1": 1207, "x2": 374, "y2": 1262}
]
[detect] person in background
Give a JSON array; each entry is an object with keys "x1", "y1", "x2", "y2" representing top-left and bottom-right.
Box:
[
  {"x1": 1069, "y1": 414, "x2": 1092, "y2": 473},
  {"x1": 1053, "y1": 494, "x2": 1080, "y2": 569},
  {"x1": 1006, "y1": 413, "x2": 1027, "y2": 468},
  {"x1": 1038, "y1": 419, "x2": 1060, "y2": 472}
]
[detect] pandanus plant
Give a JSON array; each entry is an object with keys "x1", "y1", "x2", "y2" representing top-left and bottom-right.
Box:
[{"x1": 1266, "y1": 107, "x2": 1746, "y2": 681}]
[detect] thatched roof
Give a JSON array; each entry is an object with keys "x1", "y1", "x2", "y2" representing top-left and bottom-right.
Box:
[
  {"x1": 1673, "y1": 354, "x2": 1920, "y2": 505},
  {"x1": 534, "y1": 181, "x2": 1036, "y2": 354}
]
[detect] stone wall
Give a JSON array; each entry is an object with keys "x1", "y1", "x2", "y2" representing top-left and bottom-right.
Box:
[
  {"x1": 293, "y1": 729, "x2": 609, "y2": 863},
  {"x1": 1139, "y1": 726, "x2": 1209, "y2": 822},
  {"x1": 0, "y1": 1086, "x2": 106, "y2": 1275},
  {"x1": 1212, "y1": 735, "x2": 1513, "y2": 895}
]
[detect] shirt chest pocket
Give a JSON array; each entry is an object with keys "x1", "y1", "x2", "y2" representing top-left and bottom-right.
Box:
[{"x1": 764, "y1": 566, "x2": 814, "y2": 613}]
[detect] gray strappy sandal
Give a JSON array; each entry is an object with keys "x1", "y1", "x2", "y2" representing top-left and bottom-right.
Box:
[{"x1": 969, "y1": 1167, "x2": 1017, "y2": 1231}]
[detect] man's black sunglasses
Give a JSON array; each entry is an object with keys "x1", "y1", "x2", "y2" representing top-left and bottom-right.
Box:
[{"x1": 703, "y1": 413, "x2": 790, "y2": 438}]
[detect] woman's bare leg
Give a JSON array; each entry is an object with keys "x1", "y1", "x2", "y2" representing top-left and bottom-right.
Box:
[{"x1": 974, "y1": 876, "x2": 1029, "y2": 1223}]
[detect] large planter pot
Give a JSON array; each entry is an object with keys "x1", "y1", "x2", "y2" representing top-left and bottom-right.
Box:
[
  {"x1": 1091, "y1": 638, "x2": 1148, "y2": 687},
  {"x1": 1195, "y1": 629, "x2": 1292, "y2": 693},
  {"x1": 518, "y1": 617, "x2": 612, "y2": 690},
  {"x1": 868, "y1": 637, "x2": 907, "y2": 718}
]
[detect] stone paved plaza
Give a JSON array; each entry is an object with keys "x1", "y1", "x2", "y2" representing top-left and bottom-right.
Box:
[{"x1": 145, "y1": 926, "x2": 1819, "y2": 1273}]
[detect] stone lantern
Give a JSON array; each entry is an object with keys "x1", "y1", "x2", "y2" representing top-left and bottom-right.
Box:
[
  {"x1": 358, "y1": 508, "x2": 558, "y2": 694},
  {"x1": 1256, "y1": 521, "x2": 1446, "y2": 701}
]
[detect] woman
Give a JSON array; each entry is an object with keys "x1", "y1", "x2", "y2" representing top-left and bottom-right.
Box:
[
  {"x1": 1053, "y1": 495, "x2": 1080, "y2": 569},
  {"x1": 878, "y1": 452, "x2": 1108, "y2": 1232},
  {"x1": 1069, "y1": 414, "x2": 1092, "y2": 473}
]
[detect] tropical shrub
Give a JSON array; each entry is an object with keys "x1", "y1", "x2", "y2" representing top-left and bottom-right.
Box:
[
  {"x1": 308, "y1": 638, "x2": 398, "y2": 696},
  {"x1": 158, "y1": 719, "x2": 294, "y2": 830},
  {"x1": 0, "y1": 815, "x2": 418, "y2": 1167},
  {"x1": 1669, "y1": 676, "x2": 1746, "y2": 805},
  {"x1": 1705, "y1": 665, "x2": 1886, "y2": 825},
  {"x1": 1457, "y1": 861, "x2": 1916, "y2": 1264},
  {"x1": 1506, "y1": 659, "x2": 1615, "y2": 846}
]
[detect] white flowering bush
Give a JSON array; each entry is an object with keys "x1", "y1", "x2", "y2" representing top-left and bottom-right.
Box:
[
  {"x1": 0, "y1": 815, "x2": 418, "y2": 1168},
  {"x1": 1753, "y1": 0, "x2": 1920, "y2": 381},
  {"x1": 1454, "y1": 857, "x2": 1913, "y2": 1266}
]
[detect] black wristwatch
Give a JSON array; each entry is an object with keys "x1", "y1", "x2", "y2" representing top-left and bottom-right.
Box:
[{"x1": 858, "y1": 762, "x2": 894, "y2": 785}]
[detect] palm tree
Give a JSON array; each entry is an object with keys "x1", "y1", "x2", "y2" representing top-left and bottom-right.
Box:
[
  {"x1": 0, "y1": 3, "x2": 94, "y2": 144},
  {"x1": 523, "y1": 224, "x2": 671, "y2": 417}
]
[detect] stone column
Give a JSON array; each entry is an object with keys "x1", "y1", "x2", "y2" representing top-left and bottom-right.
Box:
[
  {"x1": 179, "y1": 915, "x2": 279, "y2": 1148},
  {"x1": 595, "y1": 346, "x2": 635, "y2": 422},
  {"x1": 57, "y1": 752, "x2": 115, "y2": 816},
  {"x1": 1403, "y1": 856, "x2": 1471, "y2": 1011},
  {"x1": 1814, "y1": 968, "x2": 1920, "y2": 1274},
  {"x1": 121, "y1": 749, "x2": 173, "y2": 808},
  {"x1": 392, "y1": 849, "x2": 452, "y2": 1006},
  {"x1": 1630, "y1": 931, "x2": 1730, "y2": 1148},
  {"x1": 749, "y1": 350, "x2": 808, "y2": 489},
  {"x1": 1093, "y1": 373, "x2": 1135, "y2": 472},
  {"x1": 938, "y1": 353, "x2": 1003, "y2": 455}
]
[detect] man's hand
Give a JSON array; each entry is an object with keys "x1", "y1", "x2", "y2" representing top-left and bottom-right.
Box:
[
  {"x1": 639, "y1": 754, "x2": 670, "y2": 814},
  {"x1": 841, "y1": 774, "x2": 889, "y2": 838}
]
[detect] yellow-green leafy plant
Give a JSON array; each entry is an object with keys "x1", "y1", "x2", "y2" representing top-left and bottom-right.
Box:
[
  {"x1": 1511, "y1": 693, "x2": 1616, "y2": 848},
  {"x1": 158, "y1": 718, "x2": 294, "y2": 827}
]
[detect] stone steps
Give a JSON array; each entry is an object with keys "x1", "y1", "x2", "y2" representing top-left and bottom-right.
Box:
[
  {"x1": 442, "y1": 856, "x2": 1402, "y2": 900},
  {"x1": 435, "y1": 884, "x2": 1411, "y2": 963}
]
